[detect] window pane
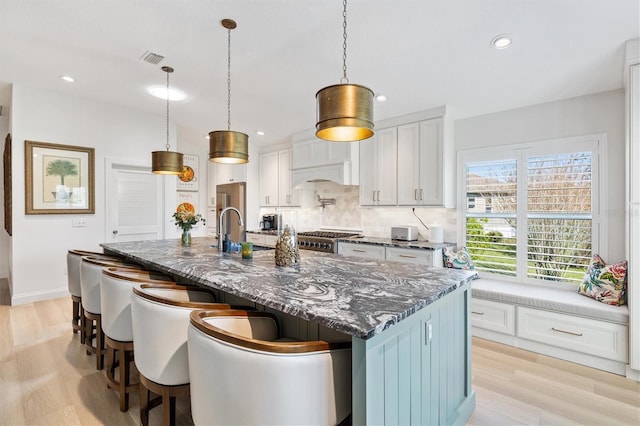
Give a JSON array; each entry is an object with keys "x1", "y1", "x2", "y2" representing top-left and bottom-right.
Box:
[
  {"x1": 466, "y1": 217, "x2": 516, "y2": 277},
  {"x1": 527, "y1": 152, "x2": 592, "y2": 283},
  {"x1": 466, "y1": 161, "x2": 517, "y2": 214},
  {"x1": 527, "y1": 219, "x2": 591, "y2": 283},
  {"x1": 527, "y1": 152, "x2": 591, "y2": 213}
]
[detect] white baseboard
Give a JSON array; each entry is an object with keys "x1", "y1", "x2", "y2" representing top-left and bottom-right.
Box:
[
  {"x1": 11, "y1": 287, "x2": 69, "y2": 306},
  {"x1": 626, "y1": 366, "x2": 640, "y2": 382}
]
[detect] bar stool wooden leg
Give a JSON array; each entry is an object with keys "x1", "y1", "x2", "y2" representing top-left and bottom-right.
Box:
[
  {"x1": 138, "y1": 374, "x2": 189, "y2": 426},
  {"x1": 71, "y1": 295, "x2": 82, "y2": 337},
  {"x1": 104, "y1": 336, "x2": 137, "y2": 412},
  {"x1": 79, "y1": 304, "x2": 86, "y2": 344},
  {"x1": 84, "y1": 311, "x2": 105, "y2": 370}
]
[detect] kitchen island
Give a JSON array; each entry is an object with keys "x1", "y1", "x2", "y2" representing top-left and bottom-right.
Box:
[{"x1": 102, "y1": 237, "x2": 477, "y2": 425}]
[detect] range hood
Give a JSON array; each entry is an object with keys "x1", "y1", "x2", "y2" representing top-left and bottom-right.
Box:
[{"x1": 291, "y1": 161, "x2": 358, "y2": 189}]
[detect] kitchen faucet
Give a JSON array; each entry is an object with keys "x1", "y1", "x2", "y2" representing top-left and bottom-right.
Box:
[{"x1": 218, "y1": 207, "x2": 244, "y2": 251}]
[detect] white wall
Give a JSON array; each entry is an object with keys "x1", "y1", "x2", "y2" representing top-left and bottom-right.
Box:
[
  {"x1": 9, "y1": 84, "x2": 178, "y2": 305},
  {"x1": 455, "y1": 89, "x2": 626, "y2": 261}
]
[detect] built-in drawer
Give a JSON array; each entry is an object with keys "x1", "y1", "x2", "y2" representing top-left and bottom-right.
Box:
[
  {"x1": 246, "y1": 233, "x2": 277, "y2": 248},
  {"x1": 264, "y1": 235, "x2": 278, "y2": 248},
  {"x1": 338, "y1": 242, "x2": 385, "y2": 260},
  {"x1": 471, "y1": 298, "x2": 515, "y2": 335},
  {"x1": 386, "y1": 247, "x2": 441, "y2": 266},
  {"x1": 517, "y1": 307, "x2": 628, "y2": 362}
]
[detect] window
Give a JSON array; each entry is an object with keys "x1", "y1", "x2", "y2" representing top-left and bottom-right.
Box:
[{"x1": 460, "y1": 135, "x2": 604, "y2": 286}]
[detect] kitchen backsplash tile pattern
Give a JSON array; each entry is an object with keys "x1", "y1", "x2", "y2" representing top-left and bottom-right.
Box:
[{"x1": 259, "y1": 181, "x2": 458, "y2": 244}]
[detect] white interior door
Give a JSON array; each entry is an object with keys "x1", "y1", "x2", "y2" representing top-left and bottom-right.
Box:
[{"x1": 106, "y1": 159, "x2": 164, "y2": 242}]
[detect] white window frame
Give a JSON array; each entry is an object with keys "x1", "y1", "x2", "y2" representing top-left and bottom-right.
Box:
[{"x1": 457, "y1": 133, "x2": 608, "y2": 287}]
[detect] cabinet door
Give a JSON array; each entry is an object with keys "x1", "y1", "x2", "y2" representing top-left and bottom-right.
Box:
[
  {"x1": 376, "y1": 127, "x2": 398, "y2": 205},
  {"x1": 216, "y1": 163, "x2": 247, "y2": 184},
  {"x1": 397, "y1": 122, "x2": 421, "y2": 205},
  {"x1": 418, "y1": 118, "x2": 443, "y2": 205},
  {"x1": 259, "y1": 152, "x2": 278, "y2": 206},
  {"x1": 338, "y1": 242, "x2": 385, "y2": 260},
  {"x1": 359, "y1": 136, "x2": 378, "y2": 206},
  {"x1": 278, "y1": 149, "x2": 298, "y2": 206}
]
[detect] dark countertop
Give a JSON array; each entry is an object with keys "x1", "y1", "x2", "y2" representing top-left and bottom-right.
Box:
[
  {"x1": 339, "y1": 236, "x2": 455, "y2": 250},
  {"x1": 101, "y1": 237, "x2": 475, "y2": 340}
]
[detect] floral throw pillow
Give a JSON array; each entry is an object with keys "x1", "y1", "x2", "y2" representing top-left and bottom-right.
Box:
[
  {"x1": 577, "y1": 254, "x2": 628, "y2": 306},
  {"x1": 443, "y1": 247, "x2": 475, "y2": 270}
]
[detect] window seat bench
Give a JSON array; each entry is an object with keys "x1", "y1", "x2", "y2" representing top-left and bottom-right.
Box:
[{"x1": 471, "y1": 278, "x2": 629, "y2": 376}]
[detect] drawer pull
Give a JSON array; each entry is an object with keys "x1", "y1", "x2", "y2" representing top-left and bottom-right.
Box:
[
  {"x1": 471, "y1": 311, "x2": 484, "y2": 315},
  {"x1": 399, "y1": 254, "x2": 417, "y2": 259},
  {"x1": 352, "y1": 249, "x2": 367, "y2": 253},
  {"x1": 551, "y1": 327, "x2": 583, "y2": 337}
]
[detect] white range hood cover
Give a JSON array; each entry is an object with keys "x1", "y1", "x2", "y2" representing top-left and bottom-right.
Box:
[{"x1": 291, "y1": 161, "x2": 356, "y2": 189}]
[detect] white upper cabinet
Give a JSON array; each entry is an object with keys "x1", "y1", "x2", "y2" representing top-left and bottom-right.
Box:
[
  {"x1": 278, "y1": 149, "x2": 298, "y2": 206},
  {"x1": 361, "y1": 107, "x2": 454, "y2": 208},
  {"x1": 359, "y1": 127, "x2": 397, "y2": 206},
  {"x1": 397, "y1": 118, "x2": 447, "y2": 206},
  {"x1": 258, "y1": 149, "x2": 299, "y2": 208},
  {"x1": 259, "y1": 151, "x2": 279, "y2": 207},
  {"x1": 215, "y1": 162, "x2": 247, "y2": 184}
]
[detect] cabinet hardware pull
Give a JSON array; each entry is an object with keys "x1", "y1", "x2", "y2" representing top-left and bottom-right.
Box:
[
  {"x1": 372, "y1": 190, "x2": 376, "y2": 202},
  {"x1": 551, "y1": 327, "x2": 583, "y2": 337},
  {"x1": 420, "y1": 188, "x2": 424, "y2": 200},
  {"x1": 471, "y1": 311, "x2": 484, "y2": 315},
  {"x1": 353, "y1": 249, "x2": 367, "y2": 253},
  {"x1": 377, "y1": 190, "x2": 381, "y2": 202},
  {"x1": 414, "y1": 189, "x2": 418, "y2": 200},
  {"x1": 399, "y1": 254, "x2": 416, "y2": 258}
]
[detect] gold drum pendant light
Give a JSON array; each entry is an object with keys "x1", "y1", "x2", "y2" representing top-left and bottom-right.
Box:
[
  {"x1": 209, "y1": 19, "x2": 249, "y2": 164},
  {"x1": 152, "y1": 66, "x2": 184, "y2": 174},
  {"x1": 316, "y1": 0, "x2": 374, "y2": 142}
]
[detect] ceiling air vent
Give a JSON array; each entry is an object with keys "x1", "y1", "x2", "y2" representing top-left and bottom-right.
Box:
[{"x1": 139, "y1": 50, "x2": 165, "y2": 65}]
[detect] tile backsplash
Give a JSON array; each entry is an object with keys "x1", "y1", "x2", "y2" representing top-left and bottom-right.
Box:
[{"x1": 259, "y1": 181, "x2": 458, "y2": 244}]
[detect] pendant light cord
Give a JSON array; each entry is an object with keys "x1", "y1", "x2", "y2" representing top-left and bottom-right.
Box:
[
  {"x1": 227, "y1": 26, "x2": 232, "y2": 131},
  {"x1": 341, "y1": 0, "x2": 349, "y2": 84},
  {"x1": 165, "y1": 69, "x2": 170, "y2": 151}
]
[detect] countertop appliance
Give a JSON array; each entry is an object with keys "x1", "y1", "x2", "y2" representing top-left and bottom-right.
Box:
[
  {"x1": 297, "y1": 231, "x2": 360, "y2": 253},
  {"x1": 391, "y1": 226, "x2": 419, "y2": 241},
  {"x1": 261, "y1": 214, "x2": 280, "y2": 231}
]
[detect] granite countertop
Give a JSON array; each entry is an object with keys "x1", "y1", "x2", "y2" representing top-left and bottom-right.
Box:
[
  {"x1": 246, "y1": 229, "x2": 279, "y2": 235},
  {"x1": 101, "y1": 237, "x2": 476, "y2": 340},
  {"x1": 340, "y1": 236, "x2": 455, "y2": 250}
]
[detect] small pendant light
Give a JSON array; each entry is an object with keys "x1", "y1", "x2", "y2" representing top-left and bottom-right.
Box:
[
  {"x1": 152, "y1": 66, "x2": 184, "y2": 174},
  {"x1": 209, "y1": 19, "x2": 249, "y2": 164},
  {"x1": 316, "y1": 0, "x2": 374, "y2": 142}
]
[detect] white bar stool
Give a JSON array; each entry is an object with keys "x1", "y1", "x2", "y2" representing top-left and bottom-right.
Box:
[
  {"x1": 80, "y1": 255, "x2": 140, "y2": 370},
  {"x1": 188, "y1": 309, "x2": 352, "y2": 426},
  {"x1": 131, "y1": 283, "x2": 231, "y2": 426},
  {"x1": 67, "y1": 250, "x2": 119, "y2": 343},
  {"x1": 100, "y1": 267, "x2": 175, "y2": 412}
]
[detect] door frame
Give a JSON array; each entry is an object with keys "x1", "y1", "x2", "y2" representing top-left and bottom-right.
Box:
[{"x1": 105, "y1": 157, "x2": 166, "y2": 243}]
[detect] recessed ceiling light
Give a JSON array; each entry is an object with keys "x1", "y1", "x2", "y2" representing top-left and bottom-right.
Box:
[
  {"x1": 491, "y1": 34, "x2": 512, "y2": 49},
  {"x1": 60, "y1": 75, "x2": 75, "y2": 83},
  {"x1": 375, "y1": 94, "x2": 387, "y2": 102},
  {"x1": 256, "y1": 130, "x2": 265, "y2": 136},
  {"x1": 147, "y1": 86, "x2": 187, "y2": 101}
]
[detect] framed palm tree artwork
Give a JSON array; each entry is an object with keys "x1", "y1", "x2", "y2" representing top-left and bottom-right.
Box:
[{"x1": 25, "y1": 140, "x2": 95, "y2": 214}]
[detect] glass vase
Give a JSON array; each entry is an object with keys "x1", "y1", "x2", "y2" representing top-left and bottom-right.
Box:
[{"x1": 181, "y1": 229, "x2": 192, "y2": 246}]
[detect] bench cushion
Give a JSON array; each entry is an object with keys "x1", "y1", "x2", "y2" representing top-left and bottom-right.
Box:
[{"x1": 472, "y1": 278, "x2": 629, "y2": 324}]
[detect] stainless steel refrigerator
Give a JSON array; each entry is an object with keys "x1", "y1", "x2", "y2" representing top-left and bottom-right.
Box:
[{"x1": 216, "y1": 182, "x2": 246, "y2": 242}]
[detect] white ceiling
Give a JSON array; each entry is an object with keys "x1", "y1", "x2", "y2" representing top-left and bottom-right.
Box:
[{"x1": 0, "y1": 0, "x2": 638, "y2": 148}]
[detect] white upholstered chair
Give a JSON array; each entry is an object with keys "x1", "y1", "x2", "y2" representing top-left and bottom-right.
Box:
[
  {"x1": 131, "y1": 283, "x2": 230, "y2": 426},
  {"x1": 80, "y1": 255, "x2": 140, "y2": 370},
  {"x1": 188, "y1": 309, "x2": 352, "y2": 426},
  {"x1": 67, "y1": 249, "x2": 118, "y2": 343},
  {"x1": 100, "y1": 267, "x2": 175, "y2": 412}
]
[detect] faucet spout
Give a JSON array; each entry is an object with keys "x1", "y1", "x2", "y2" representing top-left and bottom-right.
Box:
[{"x1": 218, "y1": 207, "x2": 244, "y2": 250}]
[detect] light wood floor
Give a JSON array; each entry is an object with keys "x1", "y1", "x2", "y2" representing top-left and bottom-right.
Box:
[{"x1": 1, "y1": 278, "x2": 638, "y2": 426}]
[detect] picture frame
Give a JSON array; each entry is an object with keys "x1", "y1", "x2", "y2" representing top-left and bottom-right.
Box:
[
  {"x1": 176, "y1": 153, "x2": 199, "y2": 191},
  {"x1": 3, "y1": 133, "x2": 11, "y2": 235},
  {"x1": 25, "y1": 140, "x2": 95, "y2": 215},
  {"x1": 176, "y1": 191, "x2": 199, "y2": 216}
]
